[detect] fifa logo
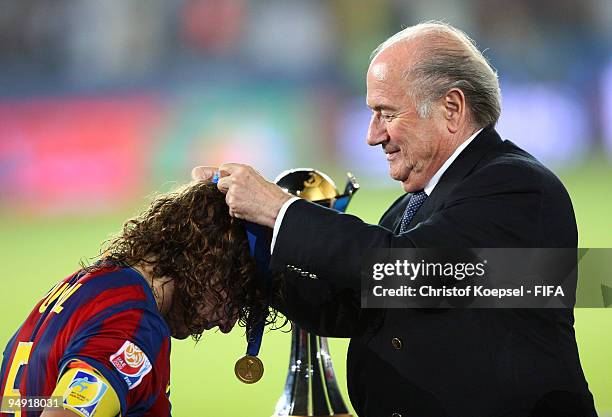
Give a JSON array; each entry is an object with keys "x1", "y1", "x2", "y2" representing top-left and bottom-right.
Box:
[
  {"x1": 63, "y1": 370, "x2": 108, "y2": 417},
  {"x1": 124, "y1": 343, "x2": 146, "y2": 368}
]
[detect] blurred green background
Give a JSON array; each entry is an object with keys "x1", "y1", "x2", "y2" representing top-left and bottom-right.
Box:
[
  {"x1": 1, "y1": 0, "x2": 612, "y2": 415},
  {"x1": 1, "y1": 159, "x2": 611, "y2": 416}
]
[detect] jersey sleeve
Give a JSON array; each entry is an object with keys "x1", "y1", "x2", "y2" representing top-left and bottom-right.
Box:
[
  {"x1": 52, "y1": 360, "x2": 120, "y2": 417},
  {"x1": 59, "y1": 307, "x2": 171, "y2": 416}
]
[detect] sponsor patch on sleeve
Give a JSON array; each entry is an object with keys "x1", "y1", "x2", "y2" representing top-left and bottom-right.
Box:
[
  {"x1": 110, "y1": 340, "x2": 153, "y2": 390},
  {"x1": 62, "y1": 369, "x2": 109, "y2": 417}
]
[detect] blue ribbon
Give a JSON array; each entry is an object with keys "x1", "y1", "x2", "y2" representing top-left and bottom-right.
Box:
[
  {"x1": 244, "y1": 222, "x2": 272, "y2": 357},
  {"x1": 211, "y1": 171, "x2": 270, "y2": 357}
]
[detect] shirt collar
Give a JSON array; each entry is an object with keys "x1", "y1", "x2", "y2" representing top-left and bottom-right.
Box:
[{"x1": 424, "y1": 128, "x2": 483, "y2": 196}]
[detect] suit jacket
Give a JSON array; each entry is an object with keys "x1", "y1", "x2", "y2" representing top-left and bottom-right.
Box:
[{"x1": 271, "y1": 127, "x2": 597, "y2": 417}]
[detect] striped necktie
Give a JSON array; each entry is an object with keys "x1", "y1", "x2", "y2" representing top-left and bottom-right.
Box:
[{"x1": 399, "y1": 190, "x2": 428, "y2": 234}]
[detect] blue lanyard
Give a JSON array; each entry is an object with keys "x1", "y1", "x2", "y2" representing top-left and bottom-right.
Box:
[
  {"x1": 210, "y1": 172, "x2": 270, "y2": 357},
  {"x1": 243, "y1": 222, "x2": 272, "y2": 357}
]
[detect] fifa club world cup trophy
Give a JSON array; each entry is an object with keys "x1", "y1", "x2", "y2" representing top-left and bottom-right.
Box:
[{"x1": 272, "y1": 169, "x2": 358, "y2": 417}]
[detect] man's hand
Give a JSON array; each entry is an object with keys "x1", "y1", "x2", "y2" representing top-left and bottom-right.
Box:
[
  {"x1": 191, "y1": 166, "x2": 218, "y2": 182},
  {"x1": 191, "y1": 163, "x2": 292, "y2": 228}
]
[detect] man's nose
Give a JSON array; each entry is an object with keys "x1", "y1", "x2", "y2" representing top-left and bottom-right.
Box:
[{"x1": 366, "y1": 114, "x2": 388, "y2": 146}]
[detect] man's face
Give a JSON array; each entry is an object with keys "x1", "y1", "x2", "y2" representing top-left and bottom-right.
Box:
[
  {"x1": 166, "y1": 284, "x2": 239, "y2": 340},
  {"x1": 199, "y1": 287, "x2": 240, "y2": 334},
  {"x1": 365, "y1": 53, "x2": 447, "y2": 192}
]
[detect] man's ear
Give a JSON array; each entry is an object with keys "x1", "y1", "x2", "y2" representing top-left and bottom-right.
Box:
[{"x1": 443, "y1": 88, "x2": 466, "y2": 133}]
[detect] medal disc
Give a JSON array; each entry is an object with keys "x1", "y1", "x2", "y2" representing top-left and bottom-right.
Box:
[{"x1": 234, "y1": 355, "x2": 264, "y2": 384}]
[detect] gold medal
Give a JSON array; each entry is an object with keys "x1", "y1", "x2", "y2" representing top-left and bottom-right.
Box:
[{"x1": 234, "y1": 355, "x2": 264, "y2": 384}]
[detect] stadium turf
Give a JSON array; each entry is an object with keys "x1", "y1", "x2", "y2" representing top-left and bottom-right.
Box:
[{"x1": 1, "y1": 160, "x2": 611, "y2": 416}]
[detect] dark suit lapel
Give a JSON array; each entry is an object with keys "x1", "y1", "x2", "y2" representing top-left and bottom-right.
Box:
[{"x1": 407, "y1": 126, "x2": 503, "y2": 229}]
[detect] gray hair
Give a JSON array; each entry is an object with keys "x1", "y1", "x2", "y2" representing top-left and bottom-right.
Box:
[{"x1": 371, "y1": 21, "x2": 501, "y2": 127}]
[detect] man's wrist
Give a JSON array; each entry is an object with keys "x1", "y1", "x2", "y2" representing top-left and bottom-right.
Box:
[
  {"x1": 271, "y1": 197, "x2": 301, "y2": 253},
  {"x1": 270, "y1": 194, "x2": 293, "y2": 223}
]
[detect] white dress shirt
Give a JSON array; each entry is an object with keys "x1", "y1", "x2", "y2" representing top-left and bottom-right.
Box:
[{"x1": 271, "y1": 128, "x2": 483, "y2": 253}]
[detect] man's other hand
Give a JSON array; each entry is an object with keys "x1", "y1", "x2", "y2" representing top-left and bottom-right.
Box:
[
  {"x1": 192, "y1": 163, "x2": 292, "y2": 228},
  {"x1": 191, "y1": 166, "x2": 218, "y2": 182}
]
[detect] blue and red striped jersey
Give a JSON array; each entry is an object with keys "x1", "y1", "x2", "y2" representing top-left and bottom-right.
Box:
[{"x1": 0, "y1": 265, "x2": 171, "y2": 417}]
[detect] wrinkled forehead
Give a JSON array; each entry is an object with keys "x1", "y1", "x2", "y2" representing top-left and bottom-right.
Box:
[
  {"x1": 367, "y1": 61, "x2": 390, "y2": 83},
  {"x1": 366, "y1": 51, "x2": 411, "y2": 106},
  {"x1": 367, "y1": 42, "x2": 417, "y2": 86}
]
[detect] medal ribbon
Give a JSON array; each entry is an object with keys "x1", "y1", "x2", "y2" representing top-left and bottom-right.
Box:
[
  {"x1": 211, "y1": 171, "x2": 270, "y2": 358},
  {"x1": 244, "y1": 222, "x2": 272, "y2": 357}
]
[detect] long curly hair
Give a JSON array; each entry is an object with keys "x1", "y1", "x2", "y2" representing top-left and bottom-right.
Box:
[{"x1": 91, "y1": 181, "x2": 282, "y2": 340}]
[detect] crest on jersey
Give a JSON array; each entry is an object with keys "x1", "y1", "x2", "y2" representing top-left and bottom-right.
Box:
[
  {"x1": 110, "y1": 340, "x2": 152, "y2": 389},
  {"x1": 63, "y1": 370, "x2": 108, "y2": 417}
]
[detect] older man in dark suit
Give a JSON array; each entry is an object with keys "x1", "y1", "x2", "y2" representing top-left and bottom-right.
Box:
[{"x1": 193, "y1": 22, "x2": 596, "y2": 417}]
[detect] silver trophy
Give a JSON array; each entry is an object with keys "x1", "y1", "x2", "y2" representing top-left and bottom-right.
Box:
[{"x1": 272, "y1": 169, "x2": 358, "y2": 417}]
